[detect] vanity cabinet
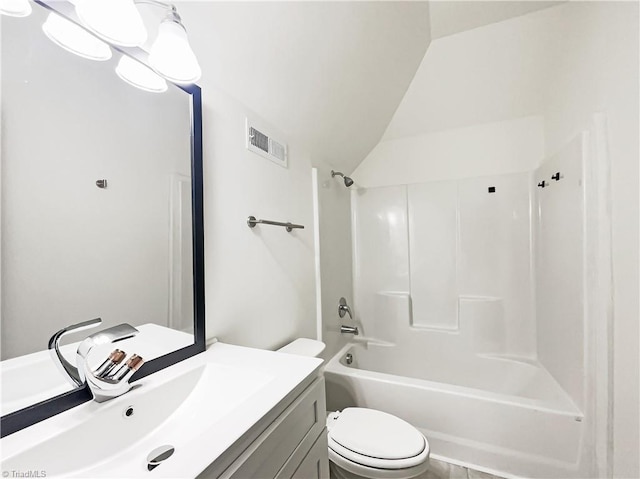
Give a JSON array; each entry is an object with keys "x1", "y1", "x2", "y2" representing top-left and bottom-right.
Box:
[{"x1": 198, "y1": 376, "x2": 329, "y2": 479}]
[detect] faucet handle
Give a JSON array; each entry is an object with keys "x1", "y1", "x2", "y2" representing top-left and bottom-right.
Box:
[
  {"x1": 109, "y1": 354, "x2": 145, "y2": 382},
  {"x1": 338, "y1": 297, "x2": 353, "y2": 320},
  {"x1": 93, "y1": 349, "x2": 127, "y2": 378}
]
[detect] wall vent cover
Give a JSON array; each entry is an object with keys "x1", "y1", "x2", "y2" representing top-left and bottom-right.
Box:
[
  {"x1": 249, "y1": 127, "x2": 269, "y2": 153},
  {"x1": 246, "y1": 119, "x2": 288, "y2": 168}
]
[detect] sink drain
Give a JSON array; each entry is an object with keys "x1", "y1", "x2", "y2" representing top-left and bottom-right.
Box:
[{"x1": 147, "y1": 445, "x2": 175, "y2": 471}]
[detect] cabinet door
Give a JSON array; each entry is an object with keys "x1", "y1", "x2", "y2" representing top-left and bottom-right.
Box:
[
  {"x1": 222, "y1": 378, "x2": 326, "y2": 479},
  {"x1": 291, "y1": 431, "x2": 329, "y2": 479}
]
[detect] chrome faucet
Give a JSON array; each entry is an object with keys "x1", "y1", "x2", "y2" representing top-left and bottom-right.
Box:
[
  {"x1": 340, "y1": 325, "x2": 359, "y2": 335},
  {"x1": 48, "y1": 317, "x2": 103, "y2": 387},
  {"x1": 49, "y1": 319, "x2": 144, "y2": 402},
  {"x1": 77, "y1": 323, "x2": 144, "y2": 402},
  {"x1": 338, "y1": 297, "x2": 353, "y2": 319}
]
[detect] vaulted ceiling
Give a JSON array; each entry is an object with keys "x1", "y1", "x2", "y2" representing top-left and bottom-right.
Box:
[
  {"x1": 429, "y1": 1, "x2": 563, "y2": 39},
  {"x1": 176, "y1": 1, "x2": 432, "y2": 174},
  {"x1": 175, "y1": 2, "x2": 563, "y2": 174}
]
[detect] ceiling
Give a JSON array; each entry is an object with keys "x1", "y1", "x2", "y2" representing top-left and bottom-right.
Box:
[
  {"x1": 383, "y1": 1, "x2": 563, "y2": 142},
  {"x1": 173, "y1": 2, "x2": 563, "y2": 174},
  {"x1": 429, "y1": 1, "x2": 564, "y2": 39},
  {"x1": 177, "y1": 2, "x2": 432, "y2": 174}
]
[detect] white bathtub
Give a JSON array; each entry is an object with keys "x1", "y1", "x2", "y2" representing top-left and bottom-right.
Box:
[{"x1": 324, "y1": 342, "x2": 591, "y2": 479}]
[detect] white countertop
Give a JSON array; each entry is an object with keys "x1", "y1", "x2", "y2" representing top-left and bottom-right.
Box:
[{"x1": 0, "y1": 342, "x2": 323, "y2": 478}]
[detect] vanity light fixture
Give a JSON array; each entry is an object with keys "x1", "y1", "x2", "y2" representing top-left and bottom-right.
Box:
[
  {"x1": 76, "y1": 0, "x2": 200, "y2": 83},
  {"x1": 0, "y1": 0, "x2": 32, "y2": 17},
  {"x1": 2, "y1": 0, "x2": 201, "y2": 92},
  {"x1": 148, "y1": 8, "x2": 201, "y2": 84},
  {"x1": 75, "y1": 0, "x2": 147, "y2": 47},
  {"x1": 116, "y1": 55, "x2": 168, "y2": 93},
  {"x1": 42, "y1": 12, "x2": 113, "y2": 62}
]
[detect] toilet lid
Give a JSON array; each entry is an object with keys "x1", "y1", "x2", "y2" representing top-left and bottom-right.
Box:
[{"x1": 327, "y1": 408, "x2": 426, "y2": 463}]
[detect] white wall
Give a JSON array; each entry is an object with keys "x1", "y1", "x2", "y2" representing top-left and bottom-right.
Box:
[
  {"x1": 537, "y1": 3, "x2": 639, "y2": 476},
  {"x1": 354, "y1": 116, "x2": 544, "y2": 187},
  {"x1": 196, "y1": 86, "x2": 317, "y2": 350}
]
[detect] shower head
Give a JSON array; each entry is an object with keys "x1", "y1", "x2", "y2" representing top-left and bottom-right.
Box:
[{"x1": 331, "y1": 170, "x2": 354, "y2": 188}]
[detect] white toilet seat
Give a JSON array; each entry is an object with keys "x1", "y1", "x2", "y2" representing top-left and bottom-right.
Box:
[{"x1": 327, "y1": 408, "x2": 430, "y2": 479}]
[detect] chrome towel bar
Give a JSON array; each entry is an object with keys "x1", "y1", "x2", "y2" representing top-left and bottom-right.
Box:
[{"x1": 247, "y1": 216, "x2": 304, "y2": 232}]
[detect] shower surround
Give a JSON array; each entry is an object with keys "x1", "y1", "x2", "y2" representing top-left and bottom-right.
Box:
[{"x1": 324, "y1": 133, "x2": 605, "y2": 478}]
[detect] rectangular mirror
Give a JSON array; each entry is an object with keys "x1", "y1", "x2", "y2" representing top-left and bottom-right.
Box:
[{"x1": 1, "y1": 0, "x2": 205, "y2": 435}]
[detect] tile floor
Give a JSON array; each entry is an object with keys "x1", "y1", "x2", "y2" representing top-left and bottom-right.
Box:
[{"x1": 420, "y1": 458, "x2": 505, "y2": 479}]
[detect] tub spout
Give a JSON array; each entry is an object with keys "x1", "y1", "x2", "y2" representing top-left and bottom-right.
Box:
[{"x1": 340, "y1": 325, "x2": 359, "y2": 335}]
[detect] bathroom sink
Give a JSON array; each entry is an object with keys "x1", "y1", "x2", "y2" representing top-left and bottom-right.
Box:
[
  {"x1": 0, "y1": 324, "x2": 194, "y2": 416},
  {"x1": 0, "y1": 342, "x2": 323, "y2": 478}
]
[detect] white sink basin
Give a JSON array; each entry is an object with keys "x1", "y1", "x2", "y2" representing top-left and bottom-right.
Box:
[{"x1": 1, "y1": 342, "x2": 322, "y2": 478}]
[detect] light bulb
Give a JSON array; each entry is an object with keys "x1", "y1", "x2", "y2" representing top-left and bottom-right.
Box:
[
  {"x1": 0, "y1": 0, "x2": 32, "y2": 17},
  {"x1": 149, "y1": 20, "x2": 201, "y2": 84},
  {"x1": 76, "y1": 0, "x2": 146, "y2": 47},
  {"x1": 42, "y1": 12, "x2": 112, "y2": 62},
  {"x1": 116, "y1": 56, "x2": 168, "y2": 94}
]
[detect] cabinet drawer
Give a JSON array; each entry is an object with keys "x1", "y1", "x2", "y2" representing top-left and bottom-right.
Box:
[{"x1": 222, "y1": 377, "x2": 326, "y2": 479}]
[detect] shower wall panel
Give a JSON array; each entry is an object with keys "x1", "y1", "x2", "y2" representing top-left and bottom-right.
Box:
[
  {"x1": 407, "y1": 181, "x2": 458, "y2": 330},
  {"x1": 351, "y1": 186, "x2": 409, "y2": 332},
  {"x1": 458, "y1": 174, "x2": 536, "y2": 355},
  {"x1": 353, "y1": 172, "x2": 535, "y2": 358}
]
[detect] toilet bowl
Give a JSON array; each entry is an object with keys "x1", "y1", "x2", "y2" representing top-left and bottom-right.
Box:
[
  {"x1": 278, "y1": 339, "x2": 430, "y2": 479},
  {"x1": 326, "y1": 408, "x2": 429, "y2": 479}
]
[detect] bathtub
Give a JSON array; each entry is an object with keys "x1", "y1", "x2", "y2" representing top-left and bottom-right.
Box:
[{"x1": 324, "y1": 342, "x2": 591, "y2": 479}]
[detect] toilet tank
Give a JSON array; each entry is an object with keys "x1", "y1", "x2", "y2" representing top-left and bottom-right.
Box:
[{"x1": 277, "y1": 338, "x2": 326, "y2": 357}]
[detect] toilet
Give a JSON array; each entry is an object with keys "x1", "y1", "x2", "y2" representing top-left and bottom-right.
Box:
[
  {"x1": 278, "y1": 339, "x2": 430, "y2": 479},
  {"x1": 326, "y1": 408, "x2": 429, "y2": 479}
]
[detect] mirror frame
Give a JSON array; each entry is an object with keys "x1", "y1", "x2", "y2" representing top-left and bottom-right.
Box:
[{"x1": 0, "y1": 12, "x2": 205, "y2": 434}]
